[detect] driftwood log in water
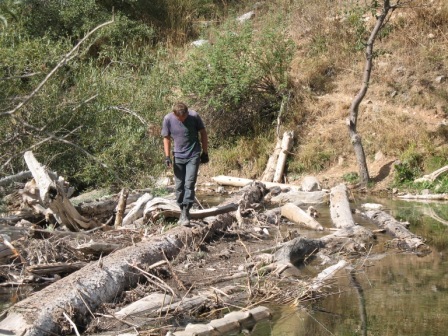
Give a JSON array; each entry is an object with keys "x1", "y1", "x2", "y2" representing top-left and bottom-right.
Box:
[
  {"x1": 280, "y1": 203, "x2": 324, "y2": 230},
  {"x1": 362, "y1": 210, "x2": 430, "y2": 252},
  {"x1": 0, "y1": 182, "x2": 265, "y2": 336},
  {"x1": 329, "y1": 183, "x2": 355, "y2": 228}
]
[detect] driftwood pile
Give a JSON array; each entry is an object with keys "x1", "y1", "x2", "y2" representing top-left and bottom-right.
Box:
[{"x1": 0, "y1": 151, "x2": 432, "y2": 336}]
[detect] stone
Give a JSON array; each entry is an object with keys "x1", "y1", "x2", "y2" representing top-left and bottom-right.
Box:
[
  {"x1": 209, "y1": 318, "x2": 240, "y2": 334},
  {"x1": 249, "y1": 306, "x2": 271, "y2": 321},
  {"x1": 191, "y1": 39, "x2": 209, "y2": 47},
  {"x1": 236, "y1": 11, "x2": 255, "y2": 23},
  {"x1": 301, "y1": 176, "x2": 321, "y2": 192}
]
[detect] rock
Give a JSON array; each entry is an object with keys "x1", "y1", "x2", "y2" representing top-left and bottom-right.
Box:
[
  {"x1": 435, "y1": 75, "x2": 446, "y2": 84},
  {"x1": 361, "y1": 203, "x2": 383, "y2": 210},
  {"x1": 301, "y1": 176, "x2": 321, "y2": 192},
  {"x1": 236, "y1": 11, "x2": 255, "y2": 23},
  {"x1": 191, "y1": 39, "x2": 209, "y2": 47}
]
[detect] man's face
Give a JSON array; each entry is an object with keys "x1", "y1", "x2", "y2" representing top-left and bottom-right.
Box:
[{"x1": 175, "y1": 113, "x2": 188, "y2": 122}]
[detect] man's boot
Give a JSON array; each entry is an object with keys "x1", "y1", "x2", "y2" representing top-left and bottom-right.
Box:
[{"x1": 178, "y1": 206, "x2": 191, "y2": 227}]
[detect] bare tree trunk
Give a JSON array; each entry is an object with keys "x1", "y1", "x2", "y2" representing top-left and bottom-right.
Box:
[
  {"x1": 347, "y1": 0, "x2": 394, "y2": 187},
  {"x1": 273, "y1": 131, "x2": 294, "y2": 183},
  {"x1": 261, "y1": 138, "x2": 282, "y2": 182}
]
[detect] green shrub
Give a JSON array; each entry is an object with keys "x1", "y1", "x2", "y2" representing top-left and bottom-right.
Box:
[{"x1": 179, "y1": 17, "x2": 295, "y2": 139}]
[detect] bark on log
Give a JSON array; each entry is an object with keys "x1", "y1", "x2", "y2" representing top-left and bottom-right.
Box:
[
  {"x1": 122, "y1": 193, "x2": 153, "y2": 226},
  {"x1": 0, "y1": 182, "x2": 265, "y2": 336},
  {"x1": 273, "y1": 131, "x2": 294, "y2": 183},
  {"x1": 260, "y1": 138, "x2": 282, "y2": 182},
  {"x1": 75, "y1": 242, "x2": 122, "y2": 256},
  {"x1": 280, "y1": 203, "x2": 324, "y2": 231},
  {"x1": 397, "y1": 193, "x2": 448, "y2": 200},
  {"x1": 23, "y1": 151, "x2": 100, "y2": 231},
  {"x1": 144, "y1": 198, "x2": 238, "y2": 221},
  {"x1": 26, "y1": 262, "x2": 87, "y2": 276},
  {"x1": 273, "y1": 237, "x2": 323, "y2": 266},
  {"x1": 0, "y1": 171, "x2": 33, "y2": 187},
  {"x1": 308, "y1": 259, "x2": 348, "y2": 292},
  {"x1": 74, "y1": 190, "x2": 151, "y2": 220},
  {"x1": 114, "y1": 188, "x2": 129, "y2": 228},
  {"x1": 362, "y1": 210, "x2": 430, "y2": 252},
  {"x1": 330, "y1": 184, "x2": 355, "y2": 228},
  {"x1": 269, "y1": 190, "x2": 329, "y2": 205},
  {"x1": 212, "y1": 175, "x2": 302, "y2": 192}
]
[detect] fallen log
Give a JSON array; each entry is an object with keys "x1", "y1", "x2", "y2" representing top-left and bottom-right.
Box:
[
  {"x1": 144, "y1": 198, "x2": 238, "y2": 221},
  {"x1": 397, "y1": 193, "x2": 448, "y2": 200},
  {"x1": 122, "y1": 193, "x2": 153, "y2": 226},
  {"x1": 273, "y1": 237, "x2": 323, "y2": 266},
  {"x1": 269, "y1": 189, "x2": 329, "y2": 205},
  {"x1": 0, "y1": 171, "x2": 33, "y2": 187},
  {"x1": 280, "y1": 203, "x2": 324, "y2": 231},
  {"x1": 212, "y1": 175, "x2": 303, "y2": 192},
  {"x1": 330, "y1": 184, "x2": 355, "y2": 228},
  {"x1": 414, "y1": 164, "x2": 448, "y2": 183},
  {"x1": 173, "y1": 306, "x2": 271, "y2": 336},
  {"x1": 23, "y1": 151, "x2": 100, "y2": 231},
  {"x1": 73, "y1": 190, "x2": 152, "y2": 219},
  {"x1": 0, "y1": 182, "x2": 265, "y2": 336},
  {"x1": 26, "y1": 262, "x2": 87, "y2": 276},
  {"x1": 75, "y1": 241, "x2": 122, "y2": 257},
  {"x1": 362, "y1": 210, "x2": 430, "y2": 253}
]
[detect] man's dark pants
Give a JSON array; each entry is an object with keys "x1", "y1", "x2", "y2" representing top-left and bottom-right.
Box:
[{"x1": 173, "y1": 154, "x2": 200, "y2": 209}]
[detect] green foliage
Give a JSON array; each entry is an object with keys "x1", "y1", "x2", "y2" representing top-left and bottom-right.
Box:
[
  {"x1": 180, "y1": 18, "x2": 295, "y2": 139},
  {"x1": 343, "y1": 172, "x2": 359, "y2": 184},
  {"x1": 343, "y1": 4, "x2": 369, "y2": 52},
  {"x1": 393, "y1": 145, "x2": 423, "y2": 185}
]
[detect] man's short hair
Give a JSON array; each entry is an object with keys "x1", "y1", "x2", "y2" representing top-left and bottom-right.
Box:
[{"x1": 173, "y1": 102, "x2": 188, "y2": 117}]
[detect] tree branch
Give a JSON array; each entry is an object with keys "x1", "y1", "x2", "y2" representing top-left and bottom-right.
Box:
[{"x1": 0, "y1": 18, "x2": 114, "y2": 117}]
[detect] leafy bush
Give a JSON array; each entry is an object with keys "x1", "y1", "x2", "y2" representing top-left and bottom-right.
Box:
[{"x1": 179, "y1": 17, "x2": 295, "y2": 139}]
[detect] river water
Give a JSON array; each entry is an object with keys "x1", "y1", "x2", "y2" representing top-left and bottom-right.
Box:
[
  {"x1": 249, "y1": 196, "x2": 448, "y2": 336},
  {"x1": 1, "y1": 194, "x2": 448, "y2": 335}
]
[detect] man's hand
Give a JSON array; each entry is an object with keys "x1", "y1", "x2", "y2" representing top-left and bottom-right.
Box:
[
  {"x1": 200, "y1": 152, "x2": 209, "y2": 164},
  {"x1": 165, "y1": 156, "x2": 172, "y2": 168}
]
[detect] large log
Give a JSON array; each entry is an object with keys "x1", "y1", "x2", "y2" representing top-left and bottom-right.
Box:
[
  {"x1": 280, "y1": 203, "x2": 324, "y2": 231},
  {"x1": 269, "y1": 189, "x2": 329, "y2": 205},
  {"x1": 0, "y1": 171, "x2": 33, "y2": 187},
  {"x1": 329, "y1": 184, "x2": 355, "y2": 228},
  {"x1": 143, "y1": 197, "x2": 238, "y2": 221},
  {"x1": 212, "y1": 175, "x2": 303, "y2": 192},
  {"x1": 273, "y1": 131, "x2": 294, "y2": 183},
  {"x1": 362, "y1": 209, "x2": 430, "y2": 252},
  {"x1": 260, "y1": 138, "x2": 282, "y2": 182},
  {"x1": 0, "y1": 183, "x2": 265, "y2": 336},
  {"x1": 23, "y1": 151, "x2": 100, "y2": 231}
]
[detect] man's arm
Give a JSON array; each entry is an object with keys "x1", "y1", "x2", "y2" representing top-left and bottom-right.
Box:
[
  {"x1": 199, "y1": 128, "x2": 208, "y2": 153},
  {"x1": 163, "y1": 136, "x2": 171, "y2": 157}
]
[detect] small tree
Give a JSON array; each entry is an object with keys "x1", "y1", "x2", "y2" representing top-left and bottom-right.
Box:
[{"x1": 347, "y1": 0, "x2": 399, "y2": 187}]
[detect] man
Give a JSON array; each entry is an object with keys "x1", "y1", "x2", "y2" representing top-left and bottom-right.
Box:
[{"x1": 161, "y1": 102, "x2": 209, "y2": 226}]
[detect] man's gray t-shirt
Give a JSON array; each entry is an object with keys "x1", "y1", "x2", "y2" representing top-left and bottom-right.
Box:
[{"x1": 161, "y1": 110, "x2": 205, "y2": 159}]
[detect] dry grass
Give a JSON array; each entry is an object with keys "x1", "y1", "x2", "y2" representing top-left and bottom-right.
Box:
[{"x1": 277, "y1": 0, "x2": 448, "y2": 181}]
